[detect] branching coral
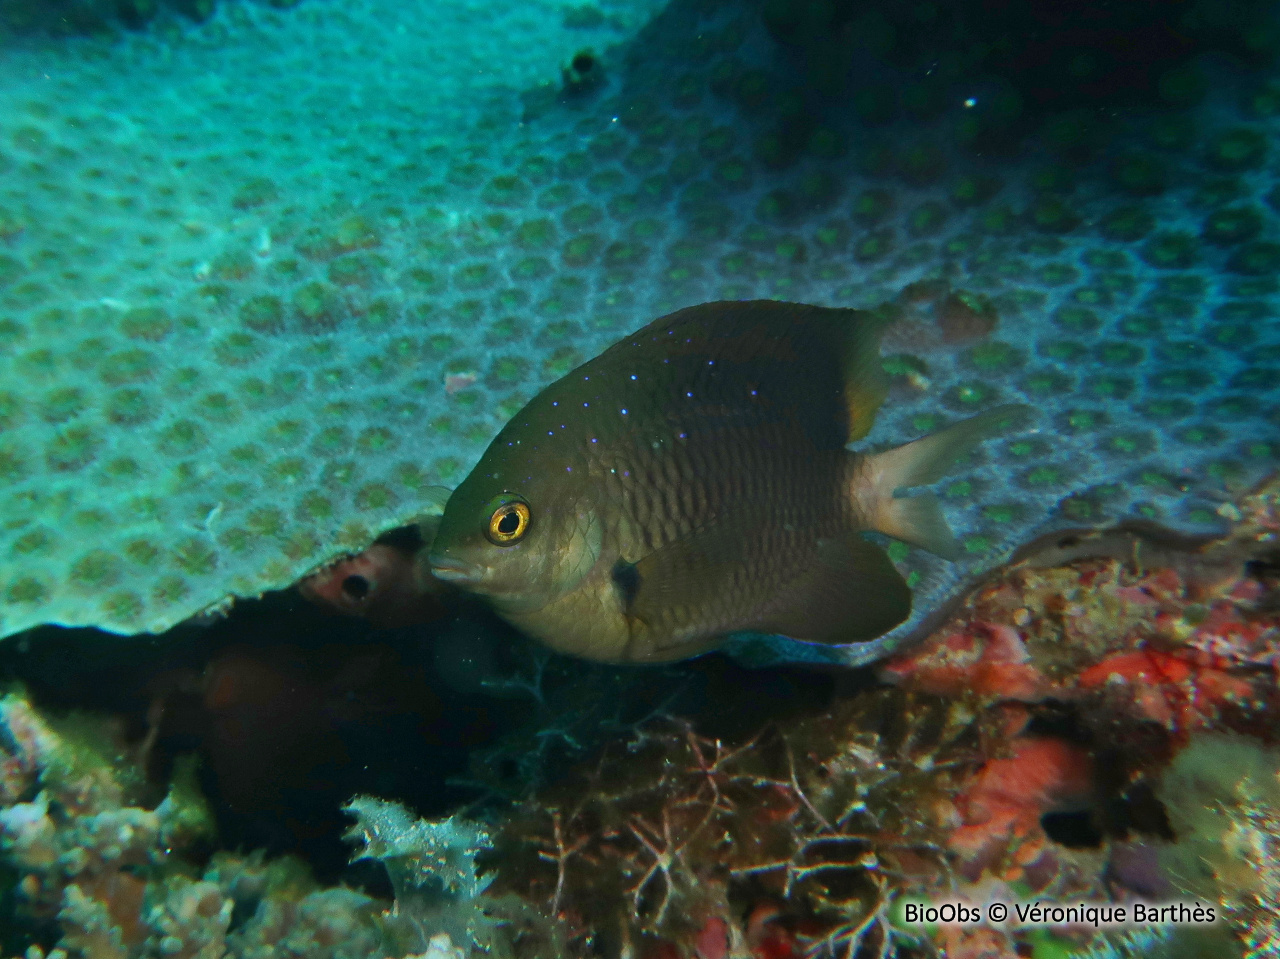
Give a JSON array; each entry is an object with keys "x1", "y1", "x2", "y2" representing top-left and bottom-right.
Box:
[
  {"x1": 490, "y1": 700, "x2": 994, "y2": 958},
  {"x1": 344, "y1": 797, "x2": 496, "y2": 953}
]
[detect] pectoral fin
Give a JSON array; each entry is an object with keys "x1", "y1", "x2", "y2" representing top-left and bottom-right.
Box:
[{"x1": 626, "y1": 515, "x2": 750, "y2": 624}]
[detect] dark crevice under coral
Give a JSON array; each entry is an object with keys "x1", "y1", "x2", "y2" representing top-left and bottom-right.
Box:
[{"x1": 0, "y1": 583, "x2": 844, "y2": 944}]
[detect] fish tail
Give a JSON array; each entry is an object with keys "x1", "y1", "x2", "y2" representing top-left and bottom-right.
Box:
[{"x1": 856, "y1": 404, "x2": 1032, "y2": 560}]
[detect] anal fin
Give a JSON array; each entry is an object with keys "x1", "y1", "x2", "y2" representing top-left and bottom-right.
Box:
[{"x1": 756, "y1": 534, "x2": 912, "y2": 646}]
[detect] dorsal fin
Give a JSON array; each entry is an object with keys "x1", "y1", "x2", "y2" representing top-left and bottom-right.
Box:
[
  {"x1": 596, "y1": 300, "x2": 892, "y2": 449},
  {"x1": 838, "y1": 306, "x2": 893, "y2": 442}
]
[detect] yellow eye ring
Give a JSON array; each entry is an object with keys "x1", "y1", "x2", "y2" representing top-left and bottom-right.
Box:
[{"x1": 486, "y1": 499, "x2": 530, "y2": 545}]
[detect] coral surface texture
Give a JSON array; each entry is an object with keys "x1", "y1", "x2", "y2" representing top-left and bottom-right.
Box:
[{"x1": 2, "y1": 0, "x2": 1278, "y2": 662}]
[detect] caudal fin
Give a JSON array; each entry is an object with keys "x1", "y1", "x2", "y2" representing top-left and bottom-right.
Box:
[{"x1": 857, "y1": 404, "x2": 1032, "y2": 560}]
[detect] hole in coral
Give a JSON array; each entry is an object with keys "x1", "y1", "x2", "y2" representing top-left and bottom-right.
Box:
[
  {"x1": 1041, "y1": 809, "x2": 1103, "y2": 848},
  {"x1": 227, "y1": 895, "x2": 257, "y2": 934},
  {"x1": 341, "y1": 575, "x2": 370, "y2": 601},
  {"x1": 1119, "y1": 781, "x2": 1174, "y2": 838}
]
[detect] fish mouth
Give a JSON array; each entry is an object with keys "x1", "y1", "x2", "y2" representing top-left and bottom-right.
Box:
[{"x1": 427, "y1": 554, "x2": 484, "y2": 585}]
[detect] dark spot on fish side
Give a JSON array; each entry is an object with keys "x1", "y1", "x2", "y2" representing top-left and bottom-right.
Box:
[
  {"x1": 342, "y1": 575, "x2": 370, "y2": 602},
  {"x1": 611, "y1": 559, "x2": 641, "y2": 609}
]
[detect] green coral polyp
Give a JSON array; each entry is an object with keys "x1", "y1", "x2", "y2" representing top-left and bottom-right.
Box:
[
  {"x1": 7, "y1": 577, "x2": 48, "y2": 604},
  {"x1": 1232, "y1": 367, "x2": 1278, "y2": 390},
  {"x1": 269, "y1": 419, "x2": 307, "y2": 446},
  {"x1": 561, "y1": 235, "x2": 602, "y2": 267},
  {"x1": 1206, "y1": 127, "x2": 1266, "y2": 171},
  {"x1": 1176, "y1": 424, "x2": 1225, "y2": 446},
  {"x1": 944, "y1": 382, "x2": 996, "y2": 408},
  {"x1": 487, "y1": 356, "x2": 529, "y2": 386},
  {"x1": 269, "y1": 457, "x2": 308, "y2": 484},
  {"x1": 1149, "y1": 368, "x2": 1211, "y2": 392},
  {"x1": 70, "y1": 550, "x2": 123, "y2": 588},
  {"x1": 950, "y1": 174, "x2": 1000, "y2": 207},
  {"x1": 1028, "y1": 196, "x2": 1080, "y2": 233},
  {"x1": 851, "y1": 189, "x2": 893, "y2": 224},
  {"x1": 1004, "y1": 438, "x2": 1049, "y2": 459},
  {"x1": 1206, "y1": 396, "x2": 1259, "y2": 420},
  {"x1": 213, "y1": 332, "x2": 261, "y2": 366},
  {"x1": 1088, "y1": 375, "x2": 1135, "y2": 400},
  {"x1": 982, "y1": 503, "x2": 1024, "y2": 524},
  {"x1": 516, "y1": 218, "x2": 557, "y2": 248},
  {"x1": 99, "y1": 348, "x2": 157, "y2": 385},
  {"x1": 1202, "y1": 205, "x2": 1263, "y2": 246},
  {"x1": 173, "y1": 538, "x2": 217, "y2": 576},
  {"x1": 1243, "y1": 440, "x2": 1280, "y2": 461},
  {"x1": 604, "y1": 242, "x2": 648, "y2": 269},
  {"x1": 157, "y1": 420, "x2": 206, "y2": 456},
  {"x1": 119, "y1": 306, "x2": 173, "y2": 341},
  {"x1": 853, "y1": 231, "x2": 892, "y2": 262},
  {"x1": 239, "y1": 295, "x2": 285, "y2": 334},
  {"x1": 47, "y1": 425, "x2": 100, "y2": 471},
  {"x1": 329, "y1": 254, "x2": 386, "y2": 288},
  {"x1": 246, "y1": 507, "x2": 286, "y2": 537},
  {"x1": 1140, "y1": 232, "x2": 1199, "y2": 269},
  {"x1": 1052, "y1": 306, "x2": 1099, "y2": 333},
  {"x1": 1101, "y1": 431, "x2": 1155, "y2": 456},
  {"x1": 210, "y1": 250, "x2": 256, "y2": 281},
  {"x1": 1227, "y1": 241, "x2": 1280, "y2": 275},
  {"x1": 481, "y1": 175, "x2": 531, "y2": 207},
  {"x1": 1094, "y1": 341, "x2": 1144, "y2": 366},
  {"x1": 40, "y1": 386, "x2": 86, "y2": 423},
  {"x1": 1112, "y1": 152, "x2": 1167, "y2": 196},
  {"x1": 455, "y1": 263, "x2": 496, "y2": 289},
  {"x1": 297, "y1": 492, "x2": 334, "y2": 521},
  {"x1": 1021, "y1": 369, "x2": 1072, "y2": 397},
  {"x1": 562, "y1": 204, "x2": 602, "y2": 232},
  {"x1": 1039, "y1": 340, "x2": 1087, "y2": 363},
  {"x1": 911, "y1": 412, "x2": 945, "y2": 433},
  {"x1": 292, "y1": 282, "x2": 343, "y2": 330},
  {"x1": 124, "y1": 539, "x2": 161, "y2": 565},
  {"x1": 356, "y1": 428, "x2": 397, "y2": 454},
  {"x1": 102, "y1": 591, "x2": 145, "y2": 621},
  {"x1": 1020, "y1": 465, "x2": 1064, "y2": 487},
  {"x1": 964, "y1": 342, "x2": 1025, "y2": 373},
  {"x1": 11, "y1": 527, "x2": 55, "y2": 556},
  {"x1": 1099, "y1": 205, "x2": 1155, "y2": 241},
  {"x1": 354, "y1": 484, "x2": 397, "y2": 511}
]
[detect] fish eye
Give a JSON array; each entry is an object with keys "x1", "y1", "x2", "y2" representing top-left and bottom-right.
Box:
[{"x1": 486, "y1": 498, "x2": 530, "y2": 546}]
